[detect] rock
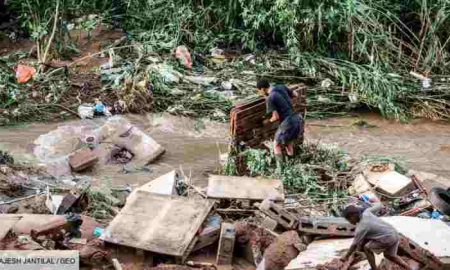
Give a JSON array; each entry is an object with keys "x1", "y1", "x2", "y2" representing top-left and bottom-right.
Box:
[
  {"x1": 286, "y1": 238, "x2": 354, "y2": 270},
  {"x1": 69, "y1": 148, "x2": 99, "y2": 172},
  {"x1": 263, "y1": 231, "x2": 305, "y2": 270}
]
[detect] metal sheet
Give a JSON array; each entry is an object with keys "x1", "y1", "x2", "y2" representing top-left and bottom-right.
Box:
[
  {"x1": 207, "y1": 175, "x2": 284, "y2": 201},
  {"x1": 101, "y1": 191, "x2": 214, "y2": 257}
]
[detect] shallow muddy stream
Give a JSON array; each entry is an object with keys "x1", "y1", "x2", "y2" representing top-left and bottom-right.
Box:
[{"x1": 0, "y1": 113, "x2": 449, "y2": 189}]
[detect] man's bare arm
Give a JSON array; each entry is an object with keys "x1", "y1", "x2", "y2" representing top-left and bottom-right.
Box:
[{"x1": 270, "y1": 111, "x2": 280, "y2": 122}]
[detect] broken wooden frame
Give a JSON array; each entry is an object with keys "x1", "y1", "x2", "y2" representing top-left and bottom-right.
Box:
[{"x1": 229, "y1": 84, "x2": 307, "y2": 150}]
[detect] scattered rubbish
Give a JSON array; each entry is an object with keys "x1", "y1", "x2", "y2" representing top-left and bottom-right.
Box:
[
  {"x1": 174, "y1": 45, "x2": 192, "y2": 69},
  {"x1": 94, "y1": 99, "x2": 111, "y2": 116},
  {"x1": 410, "y1": 71, "x2": 432, "y2": 90},
  {"x1": 358, "y1": 192, "x2": 380, "y2": 204},
  {"x1": 216, "y1": 223, "x2": 236, "y2": 266},
  {"x1": 429, "y1": 187, "x2": 450, "y2": 215},
  {"x1": 110, "y1": 146, "x2": 134, "y2": 164},
  {"x1": 15, "y1": 64, "x2": 36, "y2": 83},
  {"x1": 0, "y1": 151, "x2": 14, "y2": 165},
  {"x1": 45, "y1": 190, "x2": 64, "y2": 214},
  {"x1": 93, "y1": 227, "x2": 104, "y2": 238},
  {"x1": 207, "y1": 175, "x2": 285, "y2": 201},
  {"x1": 320, "y1": 78, "x2": 334, "y2": 89},
  {"x1": 98, "y1": 116, "x2": 165, "y2": 167},
  {"x1": 431, "y1": 210, "x2": 444, "y2": 220},
  {"x1": 101, "y1": 191, "x2": 213, "y2": 258},
  {"x1": 78, "y1": 104, "x2": 95, "y2": 119},
  {"x1": 221, "y1": 81, "x2": 233, "y2": 90},
  {"x1": 193, "y1": 214, "x2": 222, "y2": 251},
  {"x1": 184, "y1": 75, "x2": 218, "y2": 86}
]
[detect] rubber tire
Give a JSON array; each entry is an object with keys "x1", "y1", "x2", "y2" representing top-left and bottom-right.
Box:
[{"x1": 430, "y1": 187, "x2": 450, "y2": 215}]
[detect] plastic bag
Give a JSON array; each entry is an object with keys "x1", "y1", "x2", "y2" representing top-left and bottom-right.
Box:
[
  {"x1": 78, "y1": 104, "x2": 94, "y2": 119},
  {"x1": 15, "y1": 64, "x2": 36, "y2": 83},
  {"x1": 174, "y1": 45, "x2": 192, "y2": 69}
]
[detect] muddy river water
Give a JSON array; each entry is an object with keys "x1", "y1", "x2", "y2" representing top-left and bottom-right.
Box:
[{"x1": 0, "y1": 113, "x2": 449, "y2": 189}]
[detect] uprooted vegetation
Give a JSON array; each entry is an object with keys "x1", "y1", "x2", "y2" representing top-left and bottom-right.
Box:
[
  {"x1": 1, "y1": 0, "x2": 450, "y2": 125},
  {"x1": 223, "y1": 142, "x2": 409, "y2": 214}
]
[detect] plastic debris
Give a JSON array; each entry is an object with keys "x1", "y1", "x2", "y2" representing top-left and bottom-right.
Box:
[
  {"x1": 78, "y1": 104, "x2": 95, "y2": 119},
  {"x1": 175, "y1": 45, "x2": 192, "y2": 69},
  {"x1": 15, "y1": 64, "x2": 36, "y2": 83}
]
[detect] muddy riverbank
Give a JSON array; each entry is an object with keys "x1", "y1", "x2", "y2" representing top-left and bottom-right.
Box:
[{"x1": 0, "y1": 113, "x2": 449, "y2": 189}]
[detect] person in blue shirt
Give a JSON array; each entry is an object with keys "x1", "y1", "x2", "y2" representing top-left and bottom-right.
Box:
[{"x1": 256, "y1": 79, "x2": 303, "y2": 171}]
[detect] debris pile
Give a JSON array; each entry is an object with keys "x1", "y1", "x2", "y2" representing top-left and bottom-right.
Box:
[{"x1": 32, "y1": 116, "x2": 165, "y2": 177}]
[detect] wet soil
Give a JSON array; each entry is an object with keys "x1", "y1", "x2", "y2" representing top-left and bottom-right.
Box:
[{"x1": 306, "y1": 113, "x2": 450, "y2": 187}]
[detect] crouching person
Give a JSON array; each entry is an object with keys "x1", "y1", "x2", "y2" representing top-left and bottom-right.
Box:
[{"x1": 340, "y1": 203, "x2": 413, "y2": 270}]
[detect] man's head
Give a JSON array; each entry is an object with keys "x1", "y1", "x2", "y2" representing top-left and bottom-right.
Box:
[
  {"x1": 256, "y1": 79, "x2": 270, "y2": 96},
  {"x1": 342, "y1": 205, "x2": 362, "y2": 225}
]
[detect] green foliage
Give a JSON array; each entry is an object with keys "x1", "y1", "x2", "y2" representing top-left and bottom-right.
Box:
[
  {"x1": 232, "y1": 143, "x2": 351, "y2": 199},
  {"x1": 5, "y1": 0, "x2": 450, "y2": 121}
]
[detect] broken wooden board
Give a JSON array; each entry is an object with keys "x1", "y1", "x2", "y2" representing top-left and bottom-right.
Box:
[
  {"x1": 230, "y1": 84, "x2": 306, "y2": 148},
  {"x1": 364, "y1": 168, "x2": 412, "y2": 196},
  {"x1": 132, "y1": 170, "x2": 178, "y2": 197},
  {"x1": 285, "y1": 238, "x2": 353, "y2": 270},
  {"x1": 101, "y1": 191, "x2": 214, "y2": 257},
  {"x1": 382, "y1": 216, "x2": 450, "y2": 266},
  {"x1": 0, "y1": 215, "x2": 21, "y2": 241},
  {"x1": 206, "y1": 175, "x2": 284, "y2": 201}
]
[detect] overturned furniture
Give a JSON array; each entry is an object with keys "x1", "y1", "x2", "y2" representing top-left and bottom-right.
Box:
[
  {"x1": 101, "y1": 191, "x2": 214, "y2": 260},
  {"x1": 229, "y1": 84, "x2": 307, "y2": 149}
]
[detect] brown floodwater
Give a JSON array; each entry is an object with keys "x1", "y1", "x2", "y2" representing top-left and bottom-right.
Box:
[{"x1": 0, "y1": 113, "x2": 449, "y2": 189}]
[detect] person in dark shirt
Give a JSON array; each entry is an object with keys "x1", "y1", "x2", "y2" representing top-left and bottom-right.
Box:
[
  {"x1": 341, "y1": 204, "x2": 413, "y2": 270},
  {"x1": 256, "y1": 79, "x2": 303, "y2": 171}
]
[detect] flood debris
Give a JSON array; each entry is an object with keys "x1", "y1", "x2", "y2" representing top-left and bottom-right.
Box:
[
  {"x1": 69, "y1": 148, "x2": 99, "y2": 172},
  {"x1": 216, "y1": 223, "x2": 236, "y2": 266},
  {"x1": 33, "y1": 116, "x2": 165, "y2": 177},
  {"x1": 206, "y1": 175, "x2": 284, "y2": 201},
  {"x1": 297, "y1": 216, "x2": 355, "y2": 237},
  {"x1": 101, "y1": 191, "x2": 214, "y2": 258},
  {"x1": 230, "y1": 84, "x2": 306, "y2": 149},
  {"x1": 1, "y1": 124, "x2": 450, "y2": 270}
]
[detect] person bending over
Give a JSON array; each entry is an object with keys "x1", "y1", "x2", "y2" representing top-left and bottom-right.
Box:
[{"x1": 341, "y1": 203, "x2": 412, "y2": 270}]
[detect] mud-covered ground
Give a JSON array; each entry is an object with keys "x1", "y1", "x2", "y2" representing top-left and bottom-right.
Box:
[{"x1": 0, "y1": 112, "x2": 449, "y2": 190}]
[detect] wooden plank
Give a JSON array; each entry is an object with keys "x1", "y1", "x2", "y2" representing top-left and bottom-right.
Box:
[
  {"x1": 0, "y1": 215, "x2": 21, "y2": 241},
  {"x1": 102, "y1": 191, "x2": 214, "y2": 257},
  {"x1": 230, "y1": 85, "x2": 307, "y2": 148},
  {"x1": 206, "y1": 175, "x2": 284, "y2": 201}
]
